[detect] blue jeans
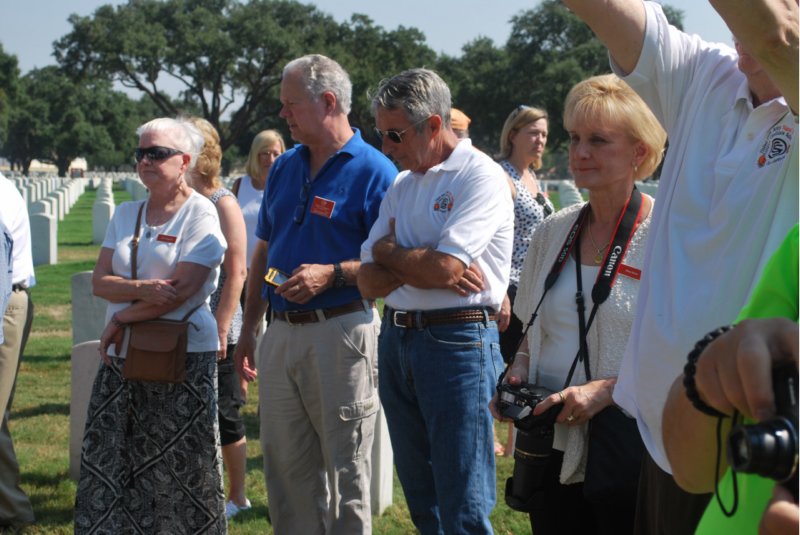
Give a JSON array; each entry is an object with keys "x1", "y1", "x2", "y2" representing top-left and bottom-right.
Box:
[{"x1": 379, "y1": 308, "x2": 503, "y2": 535}]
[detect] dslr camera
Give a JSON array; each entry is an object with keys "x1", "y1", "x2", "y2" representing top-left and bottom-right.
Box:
[
  {"x1": 497, "y1": 382, "x2": 562, "y2": 512},
  {"x1": 727, "y1": 363, "x2": 798, "y2": 501}
]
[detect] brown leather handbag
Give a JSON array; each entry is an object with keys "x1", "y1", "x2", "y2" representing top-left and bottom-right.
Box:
[{"x1": 121, "y1": 203, "x2": 200, "y2": 383}]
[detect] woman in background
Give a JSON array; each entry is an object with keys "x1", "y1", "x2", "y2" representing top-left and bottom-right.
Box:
[
  {"x1": 495, "y1": 105, "x2": 555, "y2": 455},
  {"x1": 188, "y1": 117, "x2": 251, "y2": 520},
  {"x1": 233, "y1": 130, "x2": 285, "y2": 267}
]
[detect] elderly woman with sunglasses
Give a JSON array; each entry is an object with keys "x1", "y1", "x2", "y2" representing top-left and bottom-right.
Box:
[{"x1": 75, "y1": 117, "x2": 228, "y2": 533}]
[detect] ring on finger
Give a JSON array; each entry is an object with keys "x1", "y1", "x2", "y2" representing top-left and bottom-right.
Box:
[{"x1": 558, "y1": 391, "x2": 566, "y2": 403}]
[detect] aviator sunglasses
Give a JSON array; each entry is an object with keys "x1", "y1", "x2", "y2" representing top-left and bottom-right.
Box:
[
  {"x1": 374, "y1": 116, "x2": 431, "y2": 144},
  {"x1": 134, "y1": 146, "x2": 184, "y2": 163}
]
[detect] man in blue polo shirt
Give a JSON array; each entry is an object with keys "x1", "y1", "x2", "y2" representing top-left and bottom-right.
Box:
[{"x1": 234, "y1": 54, "x2": 395, "y2": 535}]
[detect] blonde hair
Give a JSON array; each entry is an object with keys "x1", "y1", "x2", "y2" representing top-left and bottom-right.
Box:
[
  {"x1": 187, "y1": 116, "x2": 222, "y2": 189},
  {"x1": 245, "y1": 129, "x2": 286, "y2": 180},
  {"x1": 563, "y1": 74, "x2": 666, "y2": 180},
  {"x1": 496, "y1": 105, "x2": 548, "y2": 169}
]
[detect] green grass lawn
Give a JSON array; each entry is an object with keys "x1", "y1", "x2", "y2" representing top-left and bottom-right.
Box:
[{"x1": 12, "y1": 183, "x2": 532, "y2": 534}]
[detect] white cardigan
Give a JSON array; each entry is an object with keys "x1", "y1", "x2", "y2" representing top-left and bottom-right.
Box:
[{"x1": 514, "y1": 199, "x2": 652, "y2": 484}]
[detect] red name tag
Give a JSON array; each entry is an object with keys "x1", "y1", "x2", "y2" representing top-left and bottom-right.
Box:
[
  {"x1": 310, "y1": 196, "x2": 336, "y2": 219},
  {"x1": 156, "y1": 234, "x2": 177, "y2": 243},
  {"x1": 618, "y1": 264, "x2": 641, "y2": 280}
]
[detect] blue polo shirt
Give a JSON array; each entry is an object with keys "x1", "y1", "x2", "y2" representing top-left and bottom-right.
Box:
[{"x1": 256, "y1": 128, "x2": 396, "y2": 312}]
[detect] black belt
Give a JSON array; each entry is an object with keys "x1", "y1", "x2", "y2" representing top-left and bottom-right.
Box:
[
  {"x1": 387, "y1": 307, "x2": 496, "y2": 329},
  {"x1": 12, "y1": 284, "x2": 27, "y2": 292},
  {"x1": 273, "y1": 299, "x2": 374, "y2": 326}
]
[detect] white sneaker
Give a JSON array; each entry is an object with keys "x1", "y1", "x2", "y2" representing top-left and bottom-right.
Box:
[{"x1": 225, "y1": 498, "x2": 252, "y2": 519}]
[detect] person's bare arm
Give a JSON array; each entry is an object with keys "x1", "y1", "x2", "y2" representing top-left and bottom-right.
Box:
[
  {"x1": 234, "y1": 239, "x2": 270, "y2": 381},
  {"x1": 371, "y1": 218, "x2": 467, "y2": 290},
  {"x1": 709, "y1": 0, "x2": 799, "y2": 112},
  {"x1": 92, "y1": 247, "x2": 177, "y2": 305},
  {"x1": 213, "y1": 196, "x2": 248, "y2": 359},
  {"x1": 562, "y1": 0, "x2": 647, "y2": 74},
  {"x1": 664, "y1": 318, "x2": 798, "y2": 493}
]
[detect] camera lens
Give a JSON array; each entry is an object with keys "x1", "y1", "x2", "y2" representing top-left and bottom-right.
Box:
[{"x1": 728, "y1": 417, "x2": 798, "y2": 482}]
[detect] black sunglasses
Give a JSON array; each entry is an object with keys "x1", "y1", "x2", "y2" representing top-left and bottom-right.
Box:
[
  {"x1": 293, "y1": 179, "x2": 313, "y2": 225},
  {"x1": 134, "y1": 146, "x2": 184, "y2": 163},
  {"x1": 374, "y1": 116, "x2": 431, "y2": 144}
]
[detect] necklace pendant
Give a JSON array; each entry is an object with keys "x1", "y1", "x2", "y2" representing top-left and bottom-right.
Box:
[{"x1": 594, "y1": 250, "x2": 604, "y2": 265}]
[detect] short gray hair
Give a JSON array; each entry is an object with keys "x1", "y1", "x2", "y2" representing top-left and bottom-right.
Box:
[
  {"x1": 370, "y1": 68, "x2": 452, "y2": 132},
  {"x1": 283, "y1": 54, "x2": 352, "y2": 115},
  {"x1": 135, "y1": 117, "x2": 205, "y2": 171}
]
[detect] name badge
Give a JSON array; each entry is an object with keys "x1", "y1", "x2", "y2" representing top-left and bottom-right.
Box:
[
  {"x1": 156, "y1": 234, "x2": 177, "y2": 243},
  {"x1": 618, "y1": 264, "x2": 641, "y2": 280},
  {"x1": 310, "y1": 196, "x2": 336, "y2": 219}
]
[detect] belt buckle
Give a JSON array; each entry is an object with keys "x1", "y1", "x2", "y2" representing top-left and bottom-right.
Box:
[
  {"x1": 392, "y1": 310, "x2": 408, "y2": 328},
  {"x1": 284, "y1": 311, "x2": 297, "y2": 326}
]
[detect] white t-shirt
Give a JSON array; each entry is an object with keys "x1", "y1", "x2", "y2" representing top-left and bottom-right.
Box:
[
  {"x1": 236, "y1": 175, "x2": 264, "y2": 265},
  {"x1": 612, "y1": 2, "x2": 799, "y2": 473},
  {"x1": 0, "y1": 173, "x2": 35, "y2": 287},
  {"x1": 361, "y1": 139, "x2": 513, "y2": 311},
  {"x1": 102, "y1": 191, "x2": 227, "y2": 356}
]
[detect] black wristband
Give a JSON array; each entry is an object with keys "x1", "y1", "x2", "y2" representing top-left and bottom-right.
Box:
[
  {"x1": 333, "y1": 262, "x2": 345, "y2": 288},
  {"x1": 683, "y1": 325, "x2": 734, "y2": 418}
]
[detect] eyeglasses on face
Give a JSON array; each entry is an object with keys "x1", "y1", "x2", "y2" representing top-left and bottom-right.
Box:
[
  {"x1": 374, "y1": 116, "x2": 431, "y2": 144},
  {"x1": 134, "y1": 146, "x2": 184, "y2": 163}
]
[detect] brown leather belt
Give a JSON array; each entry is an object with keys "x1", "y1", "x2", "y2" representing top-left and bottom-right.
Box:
[
  {"x1": 387, "y1": 307, "x2": 496, "y2": 329},
  {"x1": 273, "y1": 299, "x2": 374, "y2": 326}
]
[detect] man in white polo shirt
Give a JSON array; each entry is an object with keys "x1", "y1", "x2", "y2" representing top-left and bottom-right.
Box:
[
  {"x1": 359, "y1": 68, "x2": 513, "y2": 534},
  {"x1": 0, "y1": 172, "x2": 35, "y2": 530},
  {"x1": 561, "y1": 0, "x2": 798, "y2": 532}
]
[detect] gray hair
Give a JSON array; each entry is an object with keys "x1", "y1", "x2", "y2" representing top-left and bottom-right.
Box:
[
  {"x1": 370, "y1": 68, "x2": 452, "y2": 132},
  {"x1": 135, "y1": 117, "x2": 205, "y2": 171},
  {"x1": 283, "y1": 54, "x2": 352, "y2": 115}
]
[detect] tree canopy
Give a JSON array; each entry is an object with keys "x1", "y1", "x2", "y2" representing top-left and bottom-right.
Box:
[{"x1": 0, "y1": 0, "x2": 685, "y2": 176}]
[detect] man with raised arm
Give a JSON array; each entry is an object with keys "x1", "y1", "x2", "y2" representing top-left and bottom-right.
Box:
[
  {"x1": 559, "y1": 0, "x2": 798, "y2": 532},
  {"x1": 359, "y1": 68, "x2": 513, "y2": 534}
]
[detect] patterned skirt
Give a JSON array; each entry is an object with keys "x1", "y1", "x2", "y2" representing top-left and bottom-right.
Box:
[{"x1": 74, "y1": 352, "x2": 226, "y2": 534}]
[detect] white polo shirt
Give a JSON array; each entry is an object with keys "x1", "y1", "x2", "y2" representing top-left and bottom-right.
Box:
[
  {"x1": 361, "y1": 139, "x2": 513, "y2": 311},
  {"x1": 612, "y1": 2, "x2": 799, "y2": 473},
  {"x1": 0, "y1": 173, "x2": 35, "y2": 288}
]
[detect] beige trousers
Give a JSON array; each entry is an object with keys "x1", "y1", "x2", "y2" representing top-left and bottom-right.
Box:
[
  {"x1": 0, "y1": 289, "x2": 34, "y2": 526},
  {"x1": 258, "y1": 306, "x2": 380, "y2": 535}
]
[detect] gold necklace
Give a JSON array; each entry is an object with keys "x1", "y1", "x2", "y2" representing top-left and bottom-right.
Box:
[{"x1": 586, "y1": 223, "x2": 609, "y2": 265}]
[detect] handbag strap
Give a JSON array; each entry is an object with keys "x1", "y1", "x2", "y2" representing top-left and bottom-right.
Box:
[{"x1": 131, "y1": 202, "x2": 145, "y2": 281}]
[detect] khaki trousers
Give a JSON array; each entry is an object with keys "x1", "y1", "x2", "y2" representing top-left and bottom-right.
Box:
[
  {"x1": 0, "y1": 289, "x2": 34, "y2": 526},
  {"x1": 258, "y1": 306, "x2": 379, "y2": 535}
]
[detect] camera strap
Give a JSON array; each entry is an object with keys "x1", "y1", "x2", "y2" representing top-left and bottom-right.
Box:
[
  {"x1": 564, "y1": 187, "x2": 643, "y2": 388},
  {"x1": 497, "y1": 202, "x2": 591, "y2": 386}
]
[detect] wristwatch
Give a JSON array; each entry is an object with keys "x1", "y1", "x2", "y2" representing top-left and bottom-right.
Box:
[{"x1": 333, "y1": 262, "x2": 346, "y2": 288}]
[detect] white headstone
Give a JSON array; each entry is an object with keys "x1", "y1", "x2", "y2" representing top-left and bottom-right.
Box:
[
  {"x1": 371, "y1": 408, "x2": 394, "y2": 515},
  {"x1": 71, "y1": 271, "x2": 109, "y2": 345},
  {"x1": 558, "y1": 180, "x2": 584, "y2": 209},
  {"x1": 30, "y1": 212, "x2": 57, "y2": 265},
  {"x1": 69, "y1": 340, "x2": 101, "y2": 481}
]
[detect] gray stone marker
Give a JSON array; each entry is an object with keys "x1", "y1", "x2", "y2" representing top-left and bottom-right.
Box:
[
  {"x1": 30, "y1": 212, "x2": 57, "y2": 265},
  {"x1": 558, "y1": 180, "x2": 584, "y2": 209},
  {"x1": 636, "y1": 180, "x2": 659, "y2": 197},
  {"x1": 69, "y1": 340, "x2": 101, "y2": 481},
  {"x1": 93, "y1": 180, "x2": 115, "y2": 244},
  {"x1": 71, "y1": 271, "x2": 109, "y2": 345},
  {"x1": 371, "y1": 408, "x2": 394, "y2": 515}
]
